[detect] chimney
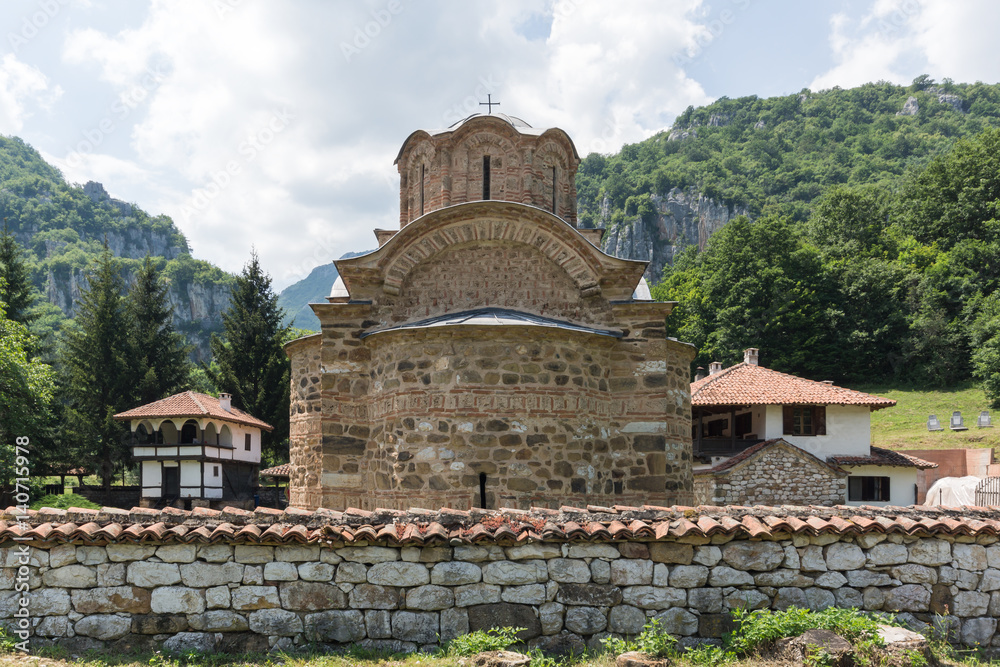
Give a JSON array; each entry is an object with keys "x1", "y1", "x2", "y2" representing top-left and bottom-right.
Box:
[
  {"x1": 743, "y1": 348, "x2": 759, "y2": 366},
  {"x1": 821, "y1": 380, "x2": 834, "y2": 385},
  {"x1": 219, "y1": 393, "x2": 232, "y2": 412},
  {"x1": 694, "y1": 366, "x2": 706, "y2": 381},
  {"x1": 709, "y1": 361, "x2": 723, "y2": 375}
]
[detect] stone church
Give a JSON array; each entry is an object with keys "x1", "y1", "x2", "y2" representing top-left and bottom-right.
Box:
[{"x1": 285, "y1": 112, "x2": 695, "y2": 511}]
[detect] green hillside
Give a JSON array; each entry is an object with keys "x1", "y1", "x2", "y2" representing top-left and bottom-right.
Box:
[{"x1": 0, "y1": 135, "x2": 233, "y2": 359}]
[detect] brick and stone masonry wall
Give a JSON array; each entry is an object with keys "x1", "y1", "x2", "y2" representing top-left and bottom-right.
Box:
[{"x1": 5, "y1": 525, "x2": 1000, "y2": 654}]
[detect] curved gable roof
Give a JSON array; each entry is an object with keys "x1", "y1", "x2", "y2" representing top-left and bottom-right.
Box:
[{"x1": 113, "y1": 391, "x2": 274, "y2": 431}]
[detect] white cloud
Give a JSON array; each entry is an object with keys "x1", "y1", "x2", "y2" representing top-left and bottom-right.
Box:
[
  {"x1": 0, "y1": 54, "x2": 62, "y2": 132},
  {"x1": 811, "y1": 0, "x2": 1000, "y2": 91}
]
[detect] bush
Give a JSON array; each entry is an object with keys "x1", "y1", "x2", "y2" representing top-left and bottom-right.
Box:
[
  {"x1": 445, "y1": 627, "x2": 524, "y2": 657},
  {"x1": 726, "y1": 606, "x2": 885, "y2": 657},
  {"x1": 29, "y1": 493, "x2": 101, "y2": 510},
  {"x1": 601, "y1": 618, "x2": 677, "y2": 658}
]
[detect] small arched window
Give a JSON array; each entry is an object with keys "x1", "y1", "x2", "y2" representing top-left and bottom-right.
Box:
[{"x1": 180, "y1": 420, "x2": 199, "y2": 444}]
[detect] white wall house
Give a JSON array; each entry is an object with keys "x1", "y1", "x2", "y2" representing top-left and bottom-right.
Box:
[
  {"x1": 114, "y1": 391, "x2": 273, "y2": 509},
  {"x1": 692, "y1": 349, "x2": 935, "y2": 506}
]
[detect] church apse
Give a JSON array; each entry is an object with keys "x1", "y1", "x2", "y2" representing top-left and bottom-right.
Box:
[{"x1": 286, "y1": 113, "x2": 695, "y2": 511}]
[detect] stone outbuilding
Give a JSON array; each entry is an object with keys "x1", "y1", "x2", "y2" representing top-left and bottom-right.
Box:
[{"x1": 285, "y1": 113, "x2": 696, "y2": 511}]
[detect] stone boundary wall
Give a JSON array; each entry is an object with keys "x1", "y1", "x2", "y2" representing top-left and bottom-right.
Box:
[{"x1": 4, "y1": 514, "x2": 1000, "y2": 654}]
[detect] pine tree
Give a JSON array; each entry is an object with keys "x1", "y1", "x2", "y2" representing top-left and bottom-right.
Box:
[
  {"x1": 207, "y1": 250, "x2": 290, "y2": 461},
  {"x1": 127, "y1": 256, "x2": 191, "y2": 405},
  {"x1": 0, "y1": 220, "x2": 37, "y2": 326},
  {"x1": 61, "y1": 242, "x2": 132, "y2": 495}
]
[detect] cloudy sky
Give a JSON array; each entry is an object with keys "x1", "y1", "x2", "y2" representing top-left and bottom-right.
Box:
[{"x1": 3, "y1": 0, "x2": 1000, "y2": 289}]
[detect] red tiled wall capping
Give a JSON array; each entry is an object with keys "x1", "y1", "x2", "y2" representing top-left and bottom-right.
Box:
[{"x1": 5, "y1": 503, "x2": 1000, "y2": 546}]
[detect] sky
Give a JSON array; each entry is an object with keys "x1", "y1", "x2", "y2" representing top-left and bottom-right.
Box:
[{"x1": 3, "y1": 0, "x2": 1000, "y2": 290}]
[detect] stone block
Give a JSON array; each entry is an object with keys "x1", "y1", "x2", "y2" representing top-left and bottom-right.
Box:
[
  {"x1": 156, "y1": 545, "x2": 197, "y2": 563},
  {"x1": 954, "y1": 544, "x2": 988, "y2": 571},
  {"x1": 298, "y1": 562, "x2": 335, "y2": 582},
  {"x1": 366, "y1": 609, "x2": 392, "y2": 638},
  {"x1": 249, "y1": 608, "x2": 303, "y2": 636},
  {"x1": 688, "y1": 588, "x2": 723, "y2": 613},
  {"x1": 814, "y1": 572, "x2": 848, "y2": 589},
  {"x1": 454, "y1": 583, "x2": 502, "y2": 607},
  {"x1": 454, "y1": 545, "x2": 505, "y2": 562},
  {"x1": 188, "y1": 610, "x2": 249, "y2": 632},
  {"x1": 235, "y1": 545, "x2": 274, "y2": 564},
  {"x1": 230, "y1": 585, "x2": 280, "y2": 610},
  {"x1": 621, "y1": 586, "x2": 685, "y2": 610},
  {"x1": 106, "y1": 544, "x2": 156, "y2": 562},
  {"x1": 725, "y1": 589, "x2": 770, "y2": 610},
  {"x1": 867, "y1": 543, "x2": 907, "y2": 566},
  {"x1": 97, "y1": 562, "x2": 126, "y2": 587},
  {"x1": 263, "y1": 561, "x2": 299, "y2": 581},
  {"x1": 961, "y1": 617, "x2": 997, "y2": 647},
  {"x1": 369, "y1": 561, "x2": 430, "y2": 586},
  {"x1": 468, "y1": 603, "x2": 541, "y2": 639},
  {"x1": 546, "y1": 559, "x2": 589, "y2": 584},
  {"x1": 391, "y1": 610, "x2": 439, "y2": 643},
  {"x1": 304, "y1": 610, "x2": 366, "y2": 643},
  {"x1": 834, "y1": 587, "x2": 863, "y2": 608},
  {"x1": 320, "y1": 548, "x2": 343, "y2": 565},
  {"x1": 350, "y1": 583, "x2": 401, "y2": 609},
  {"x1": 198, "y1": 544, "x2": 234, "y2": 562},
  {"x1": 206, "y1": 585, "x2": 230, "y2": 609},
  {"x1": 805, "y1": 587, "x2": 835, "y2": 611},
  {"x1": 846, "y1": 570, "x2": 892, "y2": 587},
  {"x1": 885, "y1": 584, "x2": 931, "y2": 612},
  {"x1": 441, "y1": 607, "x2": 469, "y2": 642},
  {"x1": 432, "y1": 561, "x2": 482, "y2": 586},
  {"x1": 670, "y1": 565, "x2": 709, "y2": 588},
  {"x1": 180, "y1": 562, "x2": 244, "y2": 587},
  {"x1": 49, "y1": 544, "x2": 77, "y2": 568},
  {"x1": 824, "y1": 543, "x2": 866, "y2": 571},
  {"x1": 555, "y1": 583, "x2": 622, "y2": 606},
  {"x1": 531, "y1": 631, "x2": 586, "y2": 656},
  {"x1": 591, "y1": 560, "x2": 611, "y2": 584},
  {"x1": 74, "y1": 614, "x2": 131, "y2": 641},
  {"x1": 76, "y1": 546, "x2": 109, "y2": 565},
  {"x1": 275, "y1": 545, "x2": 320, "y2": 562},
  {"x1": 27, "y1": 588, "x2": 71, "y2": 616},
  {"x1": 699, "y1": 613, "x2": 735, "y2": 638},
  {"x1": 892, "y1": 564, "x2": 937, "y2": 584},
  {"x1": 280, "y1": 581, "x2": 347, "y2": 611},
  {"x1": 244, "y1": 566, "x2": 263, "y2": 585},
  {"x1": 649, "y1": 543, "x2": 693, "y2": 564},
  {"x1": 337, "y1": 546, "x2": 400, "y2": 563},
  {"x1": 654, "y1": 607, "x2": 698, "y2": 636},
  {"x1": 692, "y1": 546, "x2": 722, "y2": 567},
  {"x1": 610, "y1": 559, "x2": 653, "y2": 586},
  {"x1": 755, "y1": 569, "x2": 813, "y2": 587},
  {"x1": 151, "y1": 586, "x2": 206, "y2": 614},
  {"x1": 773, "y1": 587, "x2": 809, "y2": 611},
  {"x1": 722, "y1": 541, "x2": 784, "y2": 571},
  {"x1": 863, "y1": 586, "x2": 887, "y2": 611},
  {"x1": 782, "y1": 545, "x2": 800, "y2": 569},
  {"x1": 406, "y1": 584, "x2": 455, "y2": 610},
  {"x1": 708, "y1": 566, "x2": 753, "y2": 587},
  {"x1": 908, "y1": 539, "x2": 951, "y2": 566},
  {"x1": 567, "y1": 544, "x2": 620, "y2": 559},
  {"x1": 539, "y1": 601, "x2": 564, "y2": 635},
  {"x1": 127, "y1": 561, "x2": 181, "y2": 587},
  {"x1": 607, "y1": 604, "x2": 646, "y2": 635},
  {"x1": 799, "y1": 546, "x2": 827, "y2": 572},
  {"x1": 502, "y1": 584, "x2": 547, "y2": 605},
  {"x1": 506, "y1": 544, "x2": 561, "y2": 560},
  {"x1": 565, "y1": 607, "x2": 607, "y2": 635},
  {"x1": 42, "y1": 564, "x2": 96, "y2": 588},
  {"x1": 71, "y1": 586, "x2": 150, "y2": 614},
  {"x1": 163, "y1": 632, "x2": 218, "y2": 655},
  {"x1": 953, "y1": 591, "x2": 990, "y2": 617},
  {"x1": 335, "y1": 561, "x2": 368, "y2": 583}
]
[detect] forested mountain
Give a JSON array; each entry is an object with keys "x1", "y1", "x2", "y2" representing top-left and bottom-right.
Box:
[
  {"x1": 0, "y1": 136, "x2": 232, "y2": 360},
  {"x1": 583, "y1": 78, "x2": 1000, "y2": 282},
  {"x1": 277, "y1": 250, "x2": 373, "y2": 331},
  {"x1": 579, "y1": 77, "x2": 1000, "y2": 403}
]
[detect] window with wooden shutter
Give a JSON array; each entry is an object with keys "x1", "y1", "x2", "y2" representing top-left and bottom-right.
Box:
[
  {"x1": 783, "y1": 405, "x2": 827, "y2": 436},
  {"x1": 783, "y1": 406, "x2": 794, "y2": 435},
  {"x1": 814, "y1": 406, "x2": 827, "y2": 435}
]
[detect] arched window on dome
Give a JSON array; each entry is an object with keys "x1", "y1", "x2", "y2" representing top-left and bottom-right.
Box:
[{"x1": 482, "y1": 155, "x2": 491, "y2": 200}]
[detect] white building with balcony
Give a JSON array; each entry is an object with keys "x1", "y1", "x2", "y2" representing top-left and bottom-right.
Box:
[{"x1": 114, "y1": 391, "x2": 273, "y2": 509}]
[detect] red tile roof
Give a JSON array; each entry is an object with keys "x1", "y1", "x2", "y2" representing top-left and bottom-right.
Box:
[
  {"x1": 260, "y1": 463, "x2": 291, "y2": 478},
  {"x1": 3, "y1": 502, "x2": 999, "y2": 546},
  {"x1": 830, "y1": 446, "x2": 939, "y2": 470},
  {"x1": 697, "y1": 438, "x2": 847, "y2": 475},
  {"x1": 692, "y1": 363, "x2": 896, "y2": 410},
  {"x1": 113, "y1": 391, "x2": 273, "y2": 431}
]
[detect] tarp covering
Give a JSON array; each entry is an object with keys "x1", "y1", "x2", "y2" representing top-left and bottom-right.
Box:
[{"x1": 923, "y1": 475, "x2": 980, "y2": 507}]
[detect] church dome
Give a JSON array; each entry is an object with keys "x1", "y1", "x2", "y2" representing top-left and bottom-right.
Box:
[{"x1": 447, "y1": 112, "x2": 533, "y2": 131}]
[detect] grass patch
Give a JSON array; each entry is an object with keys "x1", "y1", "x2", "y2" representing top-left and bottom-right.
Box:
[
  {"x1": 29, "y1": 492, "x2": 102, "y2": 511},
  {"x1": 858, "y1": 382, "x2": 1000, "y2": 451}
]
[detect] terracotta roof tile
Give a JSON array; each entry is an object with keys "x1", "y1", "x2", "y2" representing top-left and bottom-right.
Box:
[
  {"x1": 692, "y1": 363, "x2": 896, "y2": 409},
  {"x1": 261, "y1": 463, "x2": 291, "y2": 477},
  {"x1": 5, "y1": 503, "x2": 1000, "y2": 546},
  {"x1": 113, "y1": 391, "x2": 273, "y2": 431},
  {"x1": 829, "y1": 446, "x2": 939, "y2": 469}
]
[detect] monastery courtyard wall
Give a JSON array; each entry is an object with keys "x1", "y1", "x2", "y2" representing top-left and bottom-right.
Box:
[{"x1": 3, "y1": 503, "x2": 1000, "y2": 654}]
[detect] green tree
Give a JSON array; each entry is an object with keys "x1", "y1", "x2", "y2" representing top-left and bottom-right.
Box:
[
  {"x1": 972, "y1": 292, "x2": 1000, "y2": 408},
  {"x1": 0, "y1": 283, "x2": 54, "y2": 447},
  {"x1": 207, "y1": 251, "x2": 290, "y2": 462},
  {"x1": 0, "y1": 221, "x2": 37, "y2": 325},
  {"x1": 127, "y1": 256, "x2": 191, "y2": 405},
  {"x1": 61, "y1": 243, "x2": 132, "y2": 494}
]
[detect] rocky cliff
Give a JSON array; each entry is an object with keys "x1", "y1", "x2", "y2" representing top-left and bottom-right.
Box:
[{"x1": 600, "y1": 187, "x2": 749, "y2": 282}]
